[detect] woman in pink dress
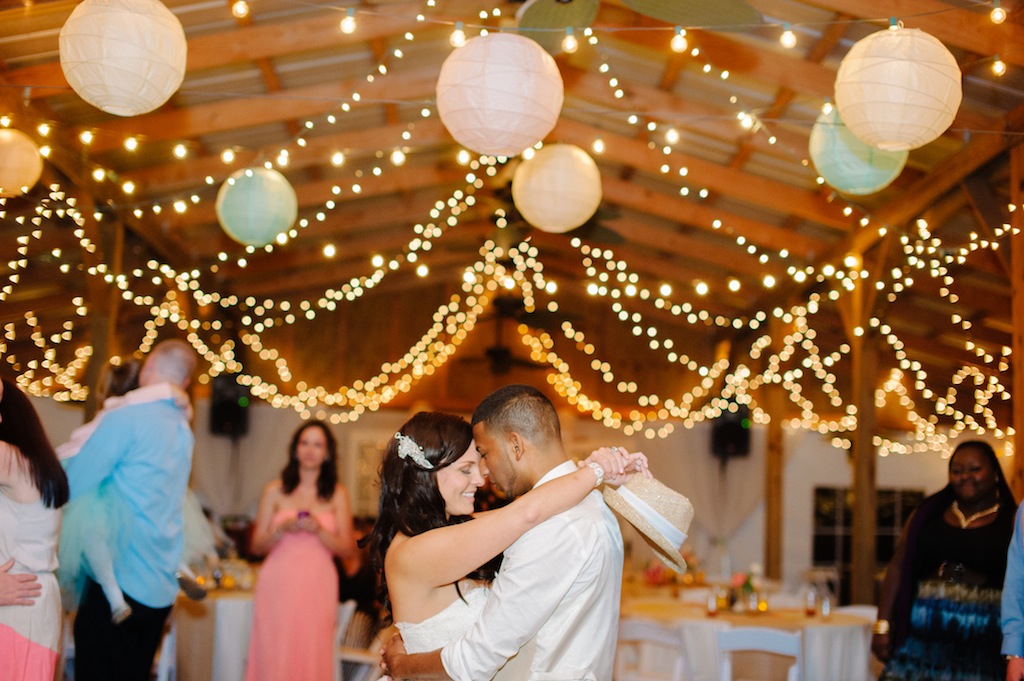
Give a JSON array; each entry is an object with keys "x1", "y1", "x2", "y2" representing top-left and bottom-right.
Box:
[
  {"x1": 0, "y1": 378, "x2": 70, "y2": 681},
  {"x1": 244, "y1": 420, "x2": 358, "y2": 681}
]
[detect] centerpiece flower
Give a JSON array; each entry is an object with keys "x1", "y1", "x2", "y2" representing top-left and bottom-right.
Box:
[{"x1": 730, "y1": 562, "x2": 764, "y2": 595}]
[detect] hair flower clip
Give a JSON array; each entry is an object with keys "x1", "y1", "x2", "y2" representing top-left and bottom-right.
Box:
[{"x1": 395, "y1": 432, "x2": 433, "y2": 470}]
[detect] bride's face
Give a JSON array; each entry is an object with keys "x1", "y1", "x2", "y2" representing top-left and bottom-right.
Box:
[{"x1": 436, "y1": 442, "x2": 485, "y2": 518}]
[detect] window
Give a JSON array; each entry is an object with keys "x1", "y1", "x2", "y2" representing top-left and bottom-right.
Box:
[{"x1": 812, "y1": 486, "x2": 924, "y2": 603}]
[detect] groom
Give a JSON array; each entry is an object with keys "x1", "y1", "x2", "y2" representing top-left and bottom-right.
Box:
[{"x1": 382, "y1": 384, "x2": 625, "y2": 680}]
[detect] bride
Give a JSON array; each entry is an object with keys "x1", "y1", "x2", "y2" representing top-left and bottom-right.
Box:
[{"x1": 365, "y1": 411, "x2": 644, "y2": 662}]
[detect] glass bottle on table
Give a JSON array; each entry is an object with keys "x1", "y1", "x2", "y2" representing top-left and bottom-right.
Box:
[
  {"x1": 804, "y1": 586, "x2": 817, "y2": 617},
  {"x1": 706, "y1": 590, "x2": 719, "y2": 617}
]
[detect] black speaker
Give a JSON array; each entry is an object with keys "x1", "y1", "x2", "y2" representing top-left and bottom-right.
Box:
[
  {"x1": 210, "y1": 374, "x2": 250, "y2": 438},
  {"x1": 711, "y1": 403, "x2": 750, "y2": 462}
]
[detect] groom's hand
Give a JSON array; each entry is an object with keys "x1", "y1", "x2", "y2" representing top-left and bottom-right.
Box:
[{"x1": 381, "y1": 632, "x2": 408, "y2": 678}]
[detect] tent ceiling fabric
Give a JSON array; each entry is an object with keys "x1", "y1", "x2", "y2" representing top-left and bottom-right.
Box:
[{"x1": 0, "y1": 0, "x2": 1019, "y2": 445}]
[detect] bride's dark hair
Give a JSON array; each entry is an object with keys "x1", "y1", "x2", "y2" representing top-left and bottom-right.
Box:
[{"x1": 365, "y1": 411, "x2": 496, "y2": 622}]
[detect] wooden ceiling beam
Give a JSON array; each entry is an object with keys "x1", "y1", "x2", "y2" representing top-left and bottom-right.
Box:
[
  {"x1": 600, "y1": 175, "x2": 827, "y2": 259},
  {"x1": 606, "y1": 215, "x2": 789, "y2": 279},
  {"x1": 800, "y1": 0, "x2": 1024, "y2": 69},
  {"x1": 561, "y1": 66, "x2": 808, "y2": 159},
  {"x1": 125, "y1": 119, "x2": 450, "y2": 196},
  {"x1": 81, "y1": 66, "x2": 439, "y2": 154},
  {"x1": 553, "y1": 118, "x2": 849, "y2": 232},
  {"x1": 174, "y1": 160, "x2": 462, "y2": 233},
  {"x1": 3, "y1": 10, "x2": 426, "y2": 99}
]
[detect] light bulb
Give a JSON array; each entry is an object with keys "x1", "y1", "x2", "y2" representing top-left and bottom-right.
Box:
[
  {"x1": 562, "y1": 27, "x2": 578, "y2": 54},
  {"x1": 992, "y1": 0, "x2": 1007, "y2": 23},
  {"x1": 780, "y1": 24, "x2": 796, "y2": 49},
  {"x1": 340, "y1": 8, "x2": 356, "y2": 34},
  {"x1": 231, "y1": 0, "x2": 249, "y2": 19},
  {"x1": 670, "y1": 27, "x2": 687, "y2": 53},
  {"x1": 449, "y1": 21, "x2": 466, "y2": 47},
  {"x1": 993, "y1": 56, "x2": 1007, "y2": 76}
]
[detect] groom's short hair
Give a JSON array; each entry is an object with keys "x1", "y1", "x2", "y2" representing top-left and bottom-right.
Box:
[{"x1": 472, "y1": 384, "x2": 561, "y2": 446}]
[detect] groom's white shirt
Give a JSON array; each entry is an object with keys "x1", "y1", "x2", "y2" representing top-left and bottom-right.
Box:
[{"x1": 441, "y1": 460, "x2": 624, "y2": 681}]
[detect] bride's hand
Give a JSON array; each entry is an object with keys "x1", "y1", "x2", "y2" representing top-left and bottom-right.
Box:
[{"x1": 581, "y1": 447, "x2": 651, "y2": 487}]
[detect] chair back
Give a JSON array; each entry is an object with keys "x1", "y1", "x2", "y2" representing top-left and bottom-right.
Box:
[
  {"x1": 717, "y1": 626, "x2": 801, "y2": 681},
  {"x1": 615, "y1": 617, "x2": 688, "y2": 681},
  {"x1": 332, "y1": 600, "x2": 358, "y2": 681}
]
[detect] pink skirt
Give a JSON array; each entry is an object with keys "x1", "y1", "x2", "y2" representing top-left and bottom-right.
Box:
[{"x1": 0, "y1": 574, "x2": 61, "y2": 681}]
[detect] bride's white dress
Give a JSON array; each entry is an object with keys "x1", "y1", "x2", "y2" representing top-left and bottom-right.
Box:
[
  {"x1": 397, "y1": 586, "x2": 488, "y2": 653},
  {"x1": 394, "y1": 587, "x2": 533, "y2": 680}
]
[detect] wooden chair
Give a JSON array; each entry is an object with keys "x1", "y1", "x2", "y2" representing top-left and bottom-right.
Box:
[
  {"x1": 614, "y1": 617, "x2": 689, "y2": 681},
  {"x1": 337, "y1": 609, "x2": 381, "y2": 681},
  {"x1": 332, "y1": 600, "x2": 358, "y2": 681},
  {"x1": 716, "y1": 626, "x2": 801, "y2": 681}
]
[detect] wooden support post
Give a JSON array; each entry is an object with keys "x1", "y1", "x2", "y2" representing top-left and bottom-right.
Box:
[
  {"x1": 850, "y1": 330, "x2": 878, "y2": 604},
  {"x1": 764, "y1": 380, "x2": 785, "y2": 581},
  {"x1": 81, "y1": 208, "x2": 124, "y2": 420},
  {"x1": 836, "y1": 249, "x2": 879, "y2": 604},
  {"x1": 1011, "y1": 145, "x2": 1024, "y2": 499}
]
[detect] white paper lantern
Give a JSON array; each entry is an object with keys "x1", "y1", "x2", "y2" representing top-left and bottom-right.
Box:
[
  {"x1": 834, "y1": 26, "x2": 961, "y2": 152},
  {"x1": 216, "y1": 168, "x2": 298, "y2": 247},
  {"x1": 0, "y1": 129, "x2": 43, "y2": 198},
  {"x1": 512, "y1": 144, "x2": 601, "y2": 234},
  {"x1": 809, "y1": 109, "x2": 908, "y2": 196},
  {"x1": 59, "y1": 0, "x2": 187, "y2": 117},
  {"x1": 436, "y1": 32, "x2": 564, "y2": 157}
]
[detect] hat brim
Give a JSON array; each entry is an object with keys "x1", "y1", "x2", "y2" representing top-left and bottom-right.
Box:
[{"x1": 604, "y1": 478, "x2": 691, "y2": 574}]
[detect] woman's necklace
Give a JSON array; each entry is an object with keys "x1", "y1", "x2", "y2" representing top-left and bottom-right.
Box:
[{"x1": 950, "y1": 499, "x2": 1000, "y2": 529}]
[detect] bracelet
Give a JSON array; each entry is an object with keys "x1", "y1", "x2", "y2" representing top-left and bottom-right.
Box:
[
  {"x1": 586, "y1": 461, "x2": 605, "y2": 488},
  {"x1": 872, "y1": 619, "x2": 890, "y2": 635}
]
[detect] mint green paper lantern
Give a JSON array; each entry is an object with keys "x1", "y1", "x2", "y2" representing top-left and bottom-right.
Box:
[
  {"x1": 215, "y1": 168, "x2": 297, "y2": 246},
  {"x1": 809, "y1": 109, "x2": 908, "y2": 196}
]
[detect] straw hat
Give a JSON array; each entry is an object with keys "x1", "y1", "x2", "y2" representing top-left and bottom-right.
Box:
[{"x1": 604, "y1": 476, "x2": 694, "y2": 573}]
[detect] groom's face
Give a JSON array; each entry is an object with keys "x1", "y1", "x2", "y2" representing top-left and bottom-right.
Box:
[{"x1": 472, "y1": 422, "x2": 520, "y2": 498}]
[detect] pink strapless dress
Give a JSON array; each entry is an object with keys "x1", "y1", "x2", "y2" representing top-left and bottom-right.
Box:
[{"x1": 244, "y1": 509, "x2": 339, "y2": 681}]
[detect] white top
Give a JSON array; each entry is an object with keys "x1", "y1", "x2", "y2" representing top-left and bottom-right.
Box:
[
  {"x1": 442, "y1": 461, "x2": 624, "y2": 681},
  {"x1": 0, "y1": 492, "x2": 59, "y2": 574}
]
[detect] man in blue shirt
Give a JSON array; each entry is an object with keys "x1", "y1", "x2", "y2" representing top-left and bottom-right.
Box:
[
  {"x1": 1004, "y1": 503, "x2": 1024, "y2": 679},
  {"x1": 65, "y1": 339, "x2": 196, "y2": 681}
]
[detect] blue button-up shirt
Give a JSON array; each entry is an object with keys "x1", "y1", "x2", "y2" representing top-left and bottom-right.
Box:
[{"x1": 64, "y1": 394, "x2": 193, "y2": 608}]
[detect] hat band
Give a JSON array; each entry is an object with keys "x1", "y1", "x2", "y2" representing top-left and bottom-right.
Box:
[{"x1": 618, "y1": 486, "x2": 687, "y2": 549}]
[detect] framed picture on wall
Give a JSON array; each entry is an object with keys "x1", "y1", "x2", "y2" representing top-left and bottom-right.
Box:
[{"x1": 345, "y1": 433, "x2": 388, "y2": 518}]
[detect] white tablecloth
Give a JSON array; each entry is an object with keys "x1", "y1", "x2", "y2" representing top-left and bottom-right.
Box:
[
  {"x1": 174, "y1": 590, "x2": 254, "y2": 681},
  {"x1": 621, "y1": 596, "x2": 872, "y2": 681}
]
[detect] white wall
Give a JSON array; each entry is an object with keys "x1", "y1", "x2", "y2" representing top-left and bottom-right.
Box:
[{"x1": 31, "y1": 395, "x2": 983, "y2": 594}]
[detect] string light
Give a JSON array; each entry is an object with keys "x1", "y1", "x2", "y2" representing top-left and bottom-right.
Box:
[
  {"x1": 0, "y1": 18, "x2": 1007, "y2": 448},
  {"x1": 993, "y1": 55, "x2": 1007, "y2": 76},
  {"x1": 670, "y1": 27, "x2": 687, "y2": 53},
  {"x1": 562, "y1": 27, "x2": 578, "y2": 54},
  {"x1": 449, "y1": 21, "x2": 466, "y2": 48},
  {"x1": 231, "y1": 0, "x2": 249, "y2": 19},
  {"x1": 991, "y1": 0, "x2": 1007, "y2": 24},
  {"x1": 780, "y1": 23, "x2": 797, "y2": 49},
  {"x1": 340, "y1": 7, "x2": 356, "y2": 34}
]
